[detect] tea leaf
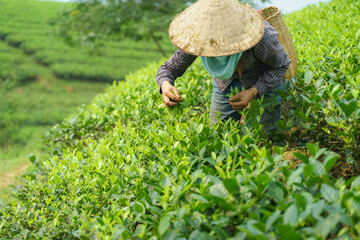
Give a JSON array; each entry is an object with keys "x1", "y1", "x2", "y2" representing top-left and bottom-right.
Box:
[
  {"x1": 306, "y1": 143, "x2": 317, "y2": 158},
  {"x1": 158, "y1": 214, "x2": 172, "y2": 235},
  {"x1": 321, "y1": 184, "x2": 339, "y2": 203},
  {"x1": 304, "y1": 71, "x2": 314, "y2": 84},
  {"x1": 283, "y1": 204, "x2": 298, "y2": 226},
  {"x1": 223, "y1": 178, "x2": 239, "y2": 194},
  {"x1": 323, "y1": 153, "x2": 339, "y2": 174},
  {"x1": 293, "y1": 152, "x2": 309, "y2": 164}
]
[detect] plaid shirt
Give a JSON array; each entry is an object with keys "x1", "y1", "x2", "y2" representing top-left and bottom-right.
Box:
[{"x1": 156, "y1": 21, "x2": 291, "y2": 97}]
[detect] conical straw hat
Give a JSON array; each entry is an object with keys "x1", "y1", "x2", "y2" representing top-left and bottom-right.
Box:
[{"x1": 169, "y1": 0, "x2": 265, "y2": 57}]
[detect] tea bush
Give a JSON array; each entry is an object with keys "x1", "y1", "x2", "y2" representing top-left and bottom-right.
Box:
[
  {"x1": 3, "y1": 59, "x2": 360, "y2": 239},
  {"x1": 1, "y1": 0, "x2": 360, "y2": 239},
  {"x1": 282, "y1": 0, "x2": 360, "y2": 163}
]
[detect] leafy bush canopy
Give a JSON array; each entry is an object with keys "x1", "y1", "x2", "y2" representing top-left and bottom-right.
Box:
[
  {"x1": 283, "y1": 0, "x2": 360, "y2": 164},
  {"x1": 1, "y1": 0, "x2": 360, "y2": 239}
]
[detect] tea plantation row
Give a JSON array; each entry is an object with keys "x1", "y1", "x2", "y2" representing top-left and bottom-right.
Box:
[
  {"x1": 0, "y1": 40, "x2": 41, "y2": 83},
  {"x1": 1, "y1": 0, "x2": 359, "y2": 239}
]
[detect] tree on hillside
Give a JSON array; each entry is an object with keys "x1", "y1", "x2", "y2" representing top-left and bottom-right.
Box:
[{"x1": 52, "y1": 0, "x2": 270, "y2": 57}]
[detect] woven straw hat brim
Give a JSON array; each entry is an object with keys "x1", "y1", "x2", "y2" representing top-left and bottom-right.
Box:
[{"x1": 169, "y1": 0, "x2": 265, "y2": 57}]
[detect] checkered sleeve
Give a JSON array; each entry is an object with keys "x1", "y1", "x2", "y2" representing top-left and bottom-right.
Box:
[
  {"x1": 253, "y1": 21, "x2": 291, "y2": 96},
  {"x1": 156, "y1": 49, "x2": 197, "y2": 94}
]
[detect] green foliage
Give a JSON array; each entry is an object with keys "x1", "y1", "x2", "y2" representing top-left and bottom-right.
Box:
[
  {"x1": 0, "y1": 42, "x2": 41, "y2": 82},
  {"x1": 0, "y1": 0, "x2": 174, "y2": 84},
  {"x1": 52, "y1": 0, "x2": 269, "y2": 57},
  {"x1": 282, "y1": 0, "x2": 360, "y2": 163},
  {"x1": 52, "y1": 0, "x2": 192, "y2": 57},
  {"x1": 226, "y1": 86, "x2": 242, "y2": 100},
  {"x1": 2, "y1": 60, "x2": 360, "y2": 239},
  {"x1": 0, "y1": 0, "x2": 108, "y2": 177},
  {"x1": 0, "y1": 79, "x2": 18, "y2": 147},
  {"x1": 1, "y1": 0, "x2": 359, "y2": 239},
  {"x1": 0, "y1": 77, "x2": 107, "y2": 181}
]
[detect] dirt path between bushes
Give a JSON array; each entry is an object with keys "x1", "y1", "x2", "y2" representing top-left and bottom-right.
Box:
[{"x1": 0, "y1": 164, "x2": 30, "y2": 190}]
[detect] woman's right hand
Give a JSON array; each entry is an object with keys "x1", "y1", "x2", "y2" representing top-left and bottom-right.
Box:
[{"x1": 161, "y1": 81, "x2": 183, "y2": 107}]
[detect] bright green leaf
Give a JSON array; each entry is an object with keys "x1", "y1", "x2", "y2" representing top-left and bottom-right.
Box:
[
  {"x1": 317, "y1": 213, "x2": 340, "y2": 239},
  {"x1": 28, "y1": 154, "x2": 37, "y2": 164},
  {"x1": 158, "y1": 214, "x2": 172, "y2": 235},
  {"x1": 268, "y1": 181, "x2": 284, "y2": 203},
  {"x1": 133, "y1": 202, "x2": 145, "y2": 214},
  {"x1": 321, "y1": 184, "x2": 339, "y2": 203},
  {"x1": 303, "y1": 164, "x2": 314, "y2": 180},
  {"x1": 215, "y1": 166, "x2": 226, "y2": 179},
  {"x1": 211, "y1": 152, "x2": 216, "y2": 160},
  {"x1": 266, "y1": 210, "x2": 281, "y2": 230},
  {"x1": 304, "y1": 70, "x2": 314, "y2": 84},
  {"x1": 223, "y1": 178, "x2": 239, "y2": 194},
  {"x1": 283, "y1": 204, "x2": 298, "y2": 226},
  {"x1": 190, "y1": 194, "x2": 209, "y2": 203},
  {"x1": 197, "y1": 124, "x2": 204, "y2": 134},
  {"x1": 209, "y1": 183, "x2": 229, "y2": 199},
  {"x1": 324, "y1": 153, "x2": 339, "y2": 173},
  {"x1": 189, "y1": 230, "x2": 207, "y2": 240},
  {"x1": 306, "y1": 143, "x2": 317, "y2": 158},
  {"x1": 293, "y1": 152, "x2": 309, "y2": 164},
  {"x1": 288, "y1": 168, "x2": 303, "y2": 187},
  {"x1": 338, "y1": 100, "x2": 357, "y2": 118},
  {"x1": 351, "y1": 176, "x2": 360, "y2": 190}
]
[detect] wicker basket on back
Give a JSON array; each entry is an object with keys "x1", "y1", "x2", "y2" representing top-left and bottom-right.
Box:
[{"x1": 260, "y1": 6, "x2": 297, "y2": 80}]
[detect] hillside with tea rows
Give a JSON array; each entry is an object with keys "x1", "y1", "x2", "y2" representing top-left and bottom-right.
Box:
[
  {"x1": 0, "y1": 0, "x2": 174, "y2": 183},
  {"x1": 0, "y1": 0, "x2": 174, "y2": 83},
  {"x1": 1, "y1": 0, "x2": 359, "y2": 239}
]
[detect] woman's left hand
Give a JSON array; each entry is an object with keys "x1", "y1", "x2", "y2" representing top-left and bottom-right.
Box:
[{"x1": 228, "y1": 88, "x2": 257, "y2": 110}]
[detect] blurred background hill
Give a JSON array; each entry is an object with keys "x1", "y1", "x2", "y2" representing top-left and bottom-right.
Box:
[{"x1": 0, "y1": 0, "x2": 175, "y2": 187}]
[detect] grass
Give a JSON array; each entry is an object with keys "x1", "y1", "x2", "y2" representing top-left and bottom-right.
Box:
[
  {"x1": 0, "y1": 126, "x2": 49, "y2": 174},
  {"x1": 0, "y1": 126, "x2": 45, "y2": 199}
]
